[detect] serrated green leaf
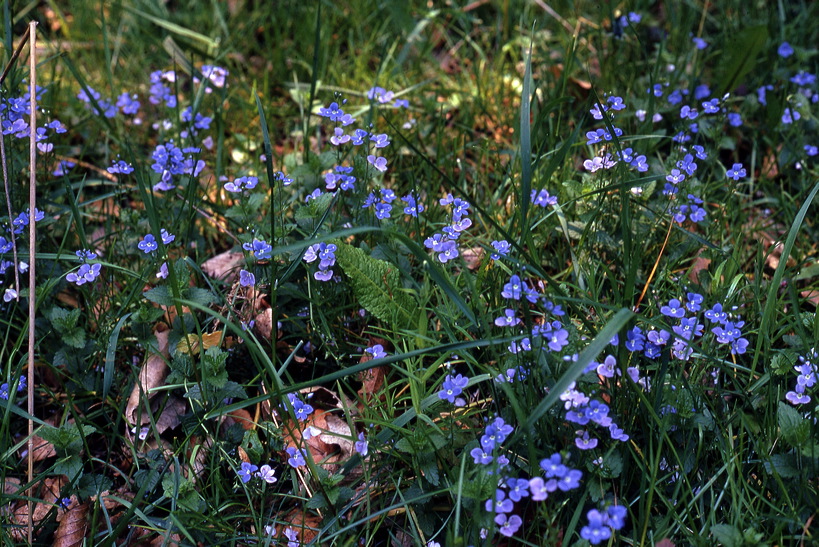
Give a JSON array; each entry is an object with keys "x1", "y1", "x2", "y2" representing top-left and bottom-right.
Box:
[
  {"x1": 184, "y1": 287, "x2": 217, "y2": 306},
  {"x1": 306, "y1": 493, "x2": 328, "y2": 509},
  {"x1": 711, "y1": 523, "x2": 743, "y2": 547},
  {"x1": 421, "y1": 457, "x2": 440, "y2": 486},
  {"x1": 764, "y1": 453, "x2": 802, "y2": 478},
  {"x1": 778, "y1": 401, "x2": 809, "y2": 446},
  {"x1": 144, "y1": 286, "x2": 174, "y2": 306},
  {"x1": 334, "y1": 241, "x2": 416, "y2": 330},
  {"x1": 394, "y1": 437, "x2": 416, "y2": 454}
]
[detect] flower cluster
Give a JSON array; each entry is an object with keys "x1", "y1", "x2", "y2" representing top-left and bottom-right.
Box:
[
  {"x1": 0, "y1": 376, "x2": 26, "y2": 400},
  {"x1": 785, "y1": 349, "x2": 817, "y2": 405},
  {"x1": 561, "y1": 380, "x2": 629, "y2": 448},
  {"x1": 236, "y1": 461, "x2": 277, "y2": 485},
  {"x1": 224, "y1": 175, "x2": 258, "y2": 193},
  {"x1": 150, "y1": 141, "x2": 205, "y2": 191},
  {"x1": 583, "y1": 96, "x2": 649, "y2": 175},
  {"x1": 437, "y1": 373, "x2": 469, "y2": 405},
  {"x1": 242, "y1": 238, "x2": 272, "y2": 261},
  {"x1": 423, "y1": 194, "x2": 472, "y2": 264},
  {"x1": 580, "y1": 504, "x2": 628, "y2": 544},
  {"x1": 303, "y1": 242, "x2": 337, "y2": 281},
  {"x1": 470, "y1": 416, "x2": 512, "y2": 468},
  {"x1": 138, "y1": 230, "x2": 175, "y2": 254},
  {"x1": 66, "y1": 249, "x2": 102, "y2": 286},
  {"x1": 483, "y1": 451, "x2": 583, "y2": 538}
]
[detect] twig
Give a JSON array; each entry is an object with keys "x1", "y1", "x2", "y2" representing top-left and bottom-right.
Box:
[
  {"x1": 0, "y1": 28, "x2": 30, "y2": 87},
  {"x1": 27, "y1": 20, "x2": 38, "y2": 546}
]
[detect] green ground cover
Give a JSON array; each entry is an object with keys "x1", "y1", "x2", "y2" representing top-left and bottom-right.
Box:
[{"x1": 0, "y1": 0, "x2": 818, "y2": 545}]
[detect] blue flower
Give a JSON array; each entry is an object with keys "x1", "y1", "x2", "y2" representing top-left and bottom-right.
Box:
[
  {"x1": 138, "y1": 234, "x2": 158, "y2": 253},
  {"x1": 494, "y1": 309, "x2": 521, "y2": 327},
  {"x1": 256, "y1": 464, "x2": 277, "y2": 484},
  {"x1": 355, "y1": 433, "x2": 369, "y2": 456},
  {"x1": 239, "y1": 269, "x2": 255, "y2": 287},
  {"x1": 286, "y1": 447, "x2": 307, "y2": 468},
  {"x1": 778, "y1": 42, "x2": 794, "y2": 58},
  {"x1": 726, "y1": 163, "x2": 746, "y2": 180},
  {"x1": 580, "y1": 509, "x2": 612, "y2": 544},
  {"x1": 495, "y1": 513, "x2": 523, "y2": 537},
  {"x1": 365, "y1": 345, "x2": 387, "y2": 359},
  {"x1": 485, "y1": 489, "x2": 513, "y2": 513},
  {"x1": 366, "y1": 155, "x2": 388, "y2": 172},
  {"x1": 108, "y1": 159, "x2": 134, "y2": 174},
  {"x1": 727, "y1": 112, "x2": 743, "y2": 127},
  {"x1": 237, "y1": 461, "x2": 258, "y2": 483},
  {"x1": 437, "y1": 373, "x2": 469, "y2": 404},
  {"x1": 243, "y1": 238, "x2": 272, "y2": 260},
  {"x1": 490, "y1": 240, "x2": 511, "y2": 260}
]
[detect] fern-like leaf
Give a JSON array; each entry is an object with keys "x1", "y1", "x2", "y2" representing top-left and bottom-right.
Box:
[{"x1": 334, "y1": 241, "x2": 417, "y2": 330}]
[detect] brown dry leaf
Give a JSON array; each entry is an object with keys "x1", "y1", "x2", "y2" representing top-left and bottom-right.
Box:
[
  {"x1": 222, "y1": 408, "x2": 255, "y2": 431},
  {"x1": 1, "y1": 477, "x2": 21, "y2": 495},
  {"x1": 357, "y1": 365, "x2": 386, "y2": 404},
  {"x1": 155, "y1": 395, "x2": 188, "y2": 434},
  {"x1": 688, "y1": 253, "x2": 711, "y2": 283},
  {"x1": 53, "y1": 501, "x2": 88, "y2": 547},
  {"x1": 8, "y1": 476, "x2": 69, "y2": 541},
  {"x1": 125, "y1": 326, "x2": 170, "y2": 428},
  {"x1": 201, "y1": 250, "x2": 244, "y2": 281},
  {"x1": 655, "y1": 540, "x2": 676, "y2": 547},
  {"x1": 273, "y1": 508, "x2": 321, "y2": 544},
  {"x1": 461, "y1": 246, "x2": 484, "y2": 270},
  {"x1": 286, "y1": 410, "x2": 355, "y2": 473},
  {"x1": 254, "y1": 308, "x2": 274, "y2": 341},
  {"x1": 24, "y1": 432, "x2": 58, "y2": 464},
  {"x1": 176, "y1": 330, "x2": 224, "y2": 355},
  {"x1": 801, "y1": 290, "x2": 819, "y2": 307}
]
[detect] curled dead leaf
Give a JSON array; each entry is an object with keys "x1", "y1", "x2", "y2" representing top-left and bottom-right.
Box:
[
  {"x1": 254, "y1": 308, "x2": 274, "y2": 341},
  {"x1": 125, "y1": 326, "x2": 170, "y2": 429},
  {"x1": 273, "y1": 508, "x2": 321, "y2": 544},
  {"x1": 201, "y1": 250, "x2": 245, "y2": 281},
  {"x1": 53, "y1": 501, "x2": 88, "y2": 547}
]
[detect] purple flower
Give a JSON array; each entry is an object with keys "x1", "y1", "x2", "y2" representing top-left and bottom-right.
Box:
[
  {"x1": 471, "y1": 447, "x2": 493, "y2": 465},
  {"x1": 505, "y1": 478, "x2": 530, "y2": 502},
  {"x1": 529, "y1": 477, "x2": 550, "y2": 501},
  {"x1": 365, "y1": 345, "x2": 387, "y2": 359},
  {"x1": 557, "y1": 468, "x2": 582, "y2": 491},
  {"x1": 495, "y1": 513, "x2": 523, "y2": 537},
  {"x1": 438, "y1": 373, "x2": 469, "y2": 403},
  {"x1": 108, "y1": 159, "x2": 134, "y2": 174},
  {"x1": 257, "y1": 464, "x2": 277, "y2": 484},
  {"x1": 531, "y1": 189, "x2": 558, "y2": 207},
  {"x1": 778, "y1": 42, "x2": 794, "y2": 58},
  {"x1": 437, "y1": 240, "x2": 459, "y2": 263},
  {"x1": 243, "y1": 238, "x2": 272, "y2": 260},
  {"x1": 286, "y1": 447, "x2": 307, "y2": 468},
  {"x1": 367, "y1": 154, "x2": 388, "y2": 172},
  {"x1": 237, "y1": 462, "x2": 258, "y2": 483},
  {"x1": 239, "y1": 269, "x2": 255, "y2": 287},
  {"x1": 485, "y1": 489, "x2": 513, "y2": 513},
  {"x1": 581, "y1": 509, "x2": 612, "y2": 544},
  {"x1": 138, "y1": 234, "x2": 158, "y2": 253},
  {"x1": 727, "y1": 112, "x2": 743, "y2": 127},
  {"x1": 494, "y1": 309, "x2": 521, "y2": 328},
  {"x1": 355, "y1": 432, "x2": 369, "y2": 456},
  {"x1": 575, "y1": 431, "x2": 598, "y2": 450},
  {"x1": 660, "y1": 298, "x2": 686, "y2": 318},
  {"x1": 490, "y1": 240, "x2": 511, "y2": 260}
]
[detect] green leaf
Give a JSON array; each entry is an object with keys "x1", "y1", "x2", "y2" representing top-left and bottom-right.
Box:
[
  {"x1": 711, "y1": 523, "x2": 743, "y2": 547},
  {"x1": 716, "y1": 25, "x2": 769, "y2": 96},
  {"x1": 77, "y1": 473, "x2": 113, "y2": 499},
  {"x1": 334, "y1": 241, "x2": 417, "y2": 330},
  {"x1": 394, "y1": 437, "x2": 416, "y2": 454},
  {"x1": 778, "y1": 401, "x2": 809, "y2": 446},
  {"x1": 38, "y1": 423, "x2": 95, "y2": 454},
  {"x1": 184, "y1": 287, "x2": 217, "y2": 307},
  {"x1": 763, "y1": 453, "x2": 802, "y2": 478},
  {"x1": 144, "y1": 286, "x2": 173, "y2": 306}
]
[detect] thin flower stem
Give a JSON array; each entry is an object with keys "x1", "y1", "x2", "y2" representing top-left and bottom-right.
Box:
[{"x1": 27, "y1": 20, "x2": 38, "y2": 546}]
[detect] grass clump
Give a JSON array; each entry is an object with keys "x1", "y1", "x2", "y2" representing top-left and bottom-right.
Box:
[{"x1": 0, "y1": 1, "x2": 818, "y2": 545}]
